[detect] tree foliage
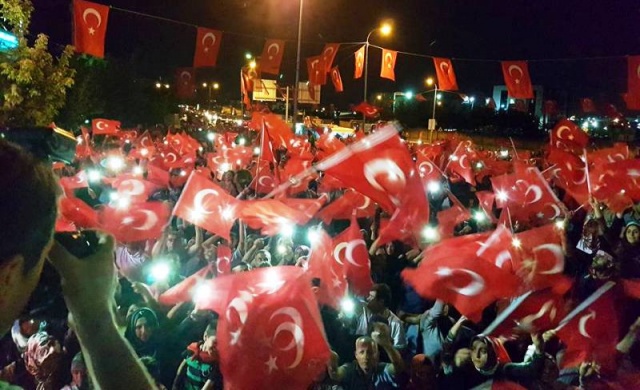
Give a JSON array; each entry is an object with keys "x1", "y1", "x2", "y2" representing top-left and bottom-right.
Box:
[{"x1": 0, "y1": 0, "x2": 75, "y2": 126}]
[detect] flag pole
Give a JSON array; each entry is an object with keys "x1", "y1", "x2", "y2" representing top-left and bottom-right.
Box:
[
  {"x1": 481, "y1": 291, "x2": 533, "y2": 336},
  {"x1": 583, "y1": 149, "x2": 592, "y2": 195},
  {"x1": 509, "y1": 137, "x2": 519, "y2": 160}
]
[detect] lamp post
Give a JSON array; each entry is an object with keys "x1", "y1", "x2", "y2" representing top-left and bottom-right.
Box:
[
  {"x1": 425, "y1": 77, "x2": 438, "y2": 142},
  {"x1": 292, "y1": 0, "x2": 305, "y2": 128},
  {"x1": 362, "y1": 23, "x2": 391, "y2": 130}
]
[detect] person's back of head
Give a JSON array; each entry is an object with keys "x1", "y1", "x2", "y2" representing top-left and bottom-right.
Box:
[{"x1": 0, "y1": 140, "x2": 59, "y2": 337}]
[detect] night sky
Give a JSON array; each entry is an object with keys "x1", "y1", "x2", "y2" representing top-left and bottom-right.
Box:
[{"x1": 31, "y1": 0, "x2": 640, "y2": 110}]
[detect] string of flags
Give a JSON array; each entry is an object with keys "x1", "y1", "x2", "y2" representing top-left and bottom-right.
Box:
[{"x1": 73, "y1": 0, "x2": 640, "y2": 110}]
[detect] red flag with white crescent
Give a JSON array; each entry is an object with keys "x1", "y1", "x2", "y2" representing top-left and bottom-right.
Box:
[
  {"x1": 195, "y1": 266, "x2": 330, "y2": 390},
  {"x1": 380, "y1": 49, "x2": 397, "y2": 81},
  {"x1": 330, "y1": 66, "x2": 344, "y2": 92},
  {"x1": 333, "y1": 214, "x2": 373, "y2": 296},
  {"x1": 216, "y1": 244, "x2": 232, "y2": 276},
  {"x1": 91, "y1": 118, "x2": 120, "y2": 135},
  {"x1": 59, "y1": 196, "x2": 100, "y2": 229},
  {"x1": 260, "y1": 39, "x2": 285, "y2": 75},
  {"x1": 306, "y1": 56, "x2": 327, "y2": 85},
  {"x1": 111, "y1": 174, "x2": 158, "y2": 204},
  {"x1": 158, "y1": 264, "x2": 215, "y2": 306},
  {"x1": 307, "y1": 230, "x2": 346, "y2": 309},
  {"x1": 193, "y1": 27, "x2": 222, "y2": 68},
  {"x1": 501, "y1": 61, "x2": 533, "y2": 99},
  {"x1": 628, "y1": 55, "x2": 640, "y2": 97},
  {"x1": 321, "y1": 43, "x2": 340, "y2": 72},
  {"x1": 236, "y1": 199, "x2": 312, "y2": 236},
  {"x1": 354, "y1": 45, "x2": 365, "y2": 79},
  {"x1": 433, "y1": 57, "x2": 458, "y2": 91},
  {"x1": 100, "y1": 202, "x2": 170, "y2": 243},
  {"x1": 550, "y1": 119, "x2": 589, "y2": 153},
  {"x1": 316, "y1": 189, "x2": 374, "y2": 224},
  {"x1": 73, "y1": 0, "x2": 109, "y2": 58},
  {"x1": 173, "y1": 172, "x2": 241, "y2": 240},
  {"x1": 176, "y1": 68, "x2": 196, "y2": 99}
]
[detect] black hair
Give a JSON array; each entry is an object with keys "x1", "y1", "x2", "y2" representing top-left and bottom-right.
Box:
[
  {"x1": 0, "y1": 141, "x2": 59, "y2": 273},
  {"x1": 371, "y1": 283, "x2": 392, "y2": 307}
]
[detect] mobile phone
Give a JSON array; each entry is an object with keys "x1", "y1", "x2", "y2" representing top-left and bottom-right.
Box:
[{"x1": 54, "y1": 230, "x2": 100, "y2": 258}]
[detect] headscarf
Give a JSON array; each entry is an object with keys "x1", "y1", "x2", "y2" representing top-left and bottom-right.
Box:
[
  {"x1": 23, "y1": 331, "x2": 64, "y2": 388},
  {"x1": 124, "y1": 307, "x2": 160, "y2": 357}
]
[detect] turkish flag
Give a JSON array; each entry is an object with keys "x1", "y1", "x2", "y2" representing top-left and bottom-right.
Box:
[
  {"x1": 260, "y1": 39, "x2": 285, "y2": 75},
  {"x1": 624, "y1": 92, "x2": 640, "y2": 111},
  {"x1": 173, "y1": 172, "x2": 240, "y2": 240},
  {"x1": 280, "y1": 198, "x2": 326, "y2": 221},
  {"x1": 447, "y1": 142, "x2": 477, "y2": 186},
  {"x1": 493, "y1": 289, "x2": 567, "y2": 337},
  {"x1": 99, "y1": 202, "x2": 170, "y2": 243},
  {"x1": 543, "y1": 100, "x2": 558, "y2": 116},
  {"x1": 258, "y1": 113, "x2": 295, "y2": 149},
  {"x1": 59, "y1": 171, "x2": 89, "y2": 195},
  {"x1": 279, "y1": 157, "x2": 316, "y2": 196},
  {"x1": 237, "y1": 199, "x2": 312, "y2": 236},
  {"x1": 75, "y1": 127, "x2": 94, "y2": 159},
  {"x1": 556, "y1": 287, "x2": 619, "y2": 370},
  {"x1": 416, "y1": 153, "x2": 443, "y2": 187},
  {"x1": 433, "y1": 57, "x2": 458, "y2": 91},
  {"x1": 316, "y1": 189, "x2": 374, "y2": 223},
  {"x1": 111, "y1": 175, "x2": 158, "y2": 204},
  {"x1": 253, "y1": 166, "x2": 279, "y2": 195},
  {"x1": 514, "y1": 224, "x2": 571, "y2": 293},
  {"x1": 380, "y1": 49, "x2": 397, "y2": 81},
  {"x1": 195, "y1": 266, "x2": 331, "y2": 390},
  {"x1": 55, "y1": 215, "x2": 77, "y2": 233},
  {"x1": 321, "y1": 43, "x2": 340, "y2": 72},
  {"x1": 216, "y1": 244, "x2": 232, "y2": 276},
  {"x1": 315, "y1": 125, "x2": 413, "y2": 214},
  {"x1": 334, "y1": 214, "x2": 373, "y2": 296},
  {"x1": 193, "y1": 27, "x2": 222, "y2": 68},
  {"x1": 59, "y1": 196, "x2": 100, "y2": 229},
  {"x1": 588, "y1": 143, "x2": 630, "y2": 166},
  {"x1": 176, "y1": 68, "x2": 196, "y2": 99},
  {"x1": 402, "y1": 242, "x2": 522, "y2": 321},
  {"x1": 354, "y1": 45, "x2": 365, "y2": 79},
  {"x1": 547, "y1": 147, "x2": 589, "y2": 205},
  {"x1": 475, "y1": 191, "x2": 497, "y2": 223},
  {"x1": 501, "y1": 61, "x2": 534, "y2": 99},
  {"x1": 158, "y1": 264, "x2": 214, "y2": 306},
  {"x1": 352, "y1": 102, "x2": 380, "y2": 118},
  {"x1": 550, "y1": 119, "x2": 589, "y2": 153},
  {"x1": 306, "y1": 56, "x2": 327, "y2": 85},
  {"x1": 307, "y1": 230, "x2": 347, "y2": 309},
  {"x1": 437, "y1": 204, "x2": 471, "y2": 239},
  {"x1": 628, "y1": 55, "x2": 640, "y2": 97},
  {"x1": 73, "y1": 0, "x2": 109, "y2": 58},
  {"x1": 146, "y1": 164, "x2": 170, "y2": 188},
  {"x1": 91, "y1": 118, "x2": 120, "y2": 135},
  {"x1": 330, "y1": 66, "x2": 344, "y2": 92},
  {"x1": 580, "y1": 98, "x2": 596, "y2": 113}
]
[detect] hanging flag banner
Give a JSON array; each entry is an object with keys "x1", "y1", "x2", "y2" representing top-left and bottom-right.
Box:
[
  {"x1": 501, "y1": 60, "x2": 534, "y2": 99},
  {"x1": 354, "y1": 45, "x2": 365, "y2": 79},
  {"x1": 433, "y1": 57, "x2": 458, "y2": 91},
  {"x1": 380, "y1": 48, "x2": 397, "y2": 81},
  {"x1": 176, "y1": 68, "x2": 196, "y2": 99},
  {"x1": 193, "y1": 27, "x2": 222, "y2": 68},
  {"x1": 321, "y1": 43, "x2": 340, "y2": 72},
  {"x1": 331, "y1": 66, "x2": 343, "y2": 92},
  {"x1": 73, "y1": 0, "x2": 110, "y2": 58},
  {"x1": 260, "y1": 39, "x2": 285, "y2": 75},
  {"x1": 307, "y1": 56, "x2": 327, "y2": 85}
]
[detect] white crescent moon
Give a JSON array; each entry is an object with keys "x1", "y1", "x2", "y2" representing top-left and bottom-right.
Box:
[
  {"x1": 324, "y1": 47, "x2": 334, "y2": 58},
  {"x1": 96, "y1": 121, "x2": 107, "y2": 130},
  {"x1": 270, "y1": 307, "x2": 305, "y2": 369},
  {"x1": 82, "y1": 8, "x2": 102, "y2": 27},
  {"x1": 345, "y1": 239, "x2": 366, "y2": 267},
  {"x1": 525, "y1": 185, "x2": 543, "y2": 204},
  {"x1": 385, "y1": 53, "x2": 393, "y2": 68},
  {"x1": 436, "y1": 267, "x2": 485, "y2": 296},
  {"x1": 258, "y1": 176, "x2": 274, "y2": 188},
  {"x1": 544, "y1": 203, "x2": 562, "y2": 219},
  {"x1": 267, "y1": 43, "x2": 280, "y2": 58},
  {"x1": 578, "y1": 310, "x2": 596, "y2": 338},
  {"x1": 356, "y1": 51, "x2": 364, "y2": 67},
  {"x1": 556, "y1": 126, "x2": 571, "y2": 140},
  {"x1": 202, "y1": 32, "x2": 216, "y2": 46},
  {"x1": 357, "y1": 196, "x2": 371, "y2": 210},
  {"x1": 180, "y1": 71, "x2": 192, "y2": 81},
  {"x1": 418, "y1": 161, "x2": 434, "y2": 175},
  {"x1": 193, "y1": 189, "x2": 220, "y2": 214},
  {"x1": 494, "y1": 250, "x2": 513, "y2": 269},
  {"x1": 607, "y1": 153, "x2": 626, "y2": 163},
  {"x1": 133, "y1": 210, "x2": 158, "y2": 231},
  {"x1": 331, "y1": 69, "x2": 339, "y2": 82},
  {"x1": 636, "y1": 64, "x2": 640, "y2": 80},
  {"x1": 534, "y1": 244, "x2": 564, "y2": 274},
  {"x1": 508, "y1": 65, "x2": 523, "y2": 79},
  {"x1": 459, "y1": 155, "x2": 470, "y2": 170},
  {"x1": 333, "y1": 242, "x2": 346, "y2": 265},
  {"x1": 140, "y1": 136, "x2": 152, "y2": 147},
  {"x1": 216, "y1": 253, "x2": 230, "y2": 274},
  {"x1": 571, "y1": 166, "x2": 587, "y2": 185},
  {"x1": 165, "y1": 153, "x2": 177, "y2": 163},
  {"x1": 519, "y1": 300, "x2": 555, "y2": 328},
  {"x1": 363, "y1": 158, "x2": 407, "y2": 193},
  {"x1": 119, "y1": 179, "x2": 145, "y2": 196}
]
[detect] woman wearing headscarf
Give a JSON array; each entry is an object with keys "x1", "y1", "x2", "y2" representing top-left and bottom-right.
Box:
[
  {"x1": 125, "y1": 307, "x2": 161, "y2": 358},
  {"x1": 23, "y1": 331, "x2": 68, "y2": 390}
]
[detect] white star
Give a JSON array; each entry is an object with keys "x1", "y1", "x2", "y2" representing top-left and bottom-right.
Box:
[
  {"x1": 265, "y1": 355, "x2": 278, "y2": 373},
  {"x1": 628, "y1": 169, "x2": 640, "y2": 177},
  {"x1": 515, "y1": 79, "x2": 520, "y2": 84},
  {"x1": 88, "y1": 27, "x2": 96, "y2": 35},
  {"x1": 332, "y1": 276, "x2": 342, "y2": 288},
  {"x1": 121, "y1": 216, "x2": 134, "y2": 225},
  {"x1": 435, "y1": 267, "x2": 453, "y2": 277},
  {"x1": 230, "y1": 329, "x2": 242, "y2": 345},
  {"x1": 204, "y1": 47, "x2": 209, "y2": 53},
  {"x1": 536, "y1": 212, "x2": 545, "y2": 219}
]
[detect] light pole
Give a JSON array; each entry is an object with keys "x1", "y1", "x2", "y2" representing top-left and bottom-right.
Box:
[
  {"x1": 292, "y1": 0, "x2": 304, "y2": 128},
  {"x1": 425, "y1": 77, "x2": 440, "y2": 143},
  {"x1": 361, "y1": 22, "x2": 391, "y2": 131}
]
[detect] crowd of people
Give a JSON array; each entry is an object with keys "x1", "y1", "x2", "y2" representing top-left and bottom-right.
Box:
[{"x1": 1, "y1": 113, "x2": 640, "y2": 390}]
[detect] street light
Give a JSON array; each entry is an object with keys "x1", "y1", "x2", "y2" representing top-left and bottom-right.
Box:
[
  {"x1": 363, "y1": 22, "x2": 392, "y2": 103},
  {"x1": 292, "y1": 0, "x2": 305, "y2": 128},
  {"x1": 425, "y1": 76, "x2": 438, "y2": 142}
]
